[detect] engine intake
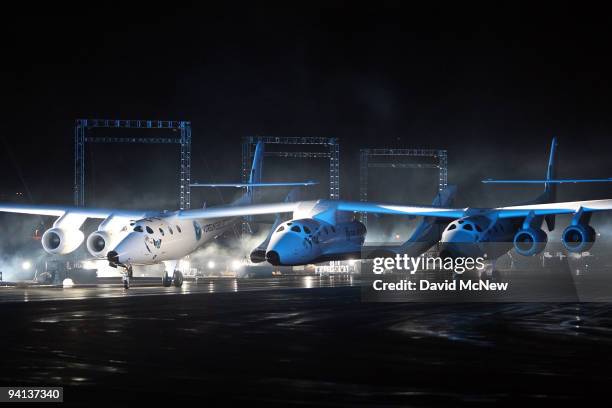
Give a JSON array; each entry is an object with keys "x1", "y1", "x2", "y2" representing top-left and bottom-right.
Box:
[
  {"x1": 41, "y1": 227, "x2": 84, "y2": 255},
  {"x1": 562, "y1": 224, "x2": 596, "y2": 253},
  {"x1": 513, "y1": 228, "x2": 547, "y2": 256},
  {"x1": 86, "y1": 231, "x2": 113, "y2": 258}
]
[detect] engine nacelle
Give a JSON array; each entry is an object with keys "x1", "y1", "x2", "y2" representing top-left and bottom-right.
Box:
[
  {"x1": 562, "y1": 224, "x2": 596, "y2": 253},
  {"x1": 513, "y1": 228, "x2": 548, "y2": 256},
  {"x1": 41, "y1": 227, "x2": 84, "y2": 255},
  {"x1": 86, "y1": 231, "x2": 115, "y2": 258}
]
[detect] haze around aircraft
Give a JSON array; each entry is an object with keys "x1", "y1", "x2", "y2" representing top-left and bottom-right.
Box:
[
  {"x1": 2, "y1": 138, "x2": 612, "y2": 284},
  {"x1": 0, "y1": 142, "x2": 313, "y2": 288},
  {"x1": 247, "y1": 138, "x2": 612, "y2": 268}
]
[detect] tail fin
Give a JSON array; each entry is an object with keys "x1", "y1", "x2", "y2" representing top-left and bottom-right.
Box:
[
  {"x1": 191, "y1": 141, "x2": 317, "y2": 206},
  {"x1": 542, "y1": 137, "x2": 558, "y2": 203},
  {"x1": 482, "y1": 137, "x2": 559, "y2": 204},
  {"x1": 247, "y1": 141, "x2": 265, "y2": 203},
  {"x1": 542, "y1": 137, "x2": 558, "y2": 230}
]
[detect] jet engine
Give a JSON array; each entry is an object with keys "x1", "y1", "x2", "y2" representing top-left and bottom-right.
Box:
[
  {"x1": 41, "y1": 227, "x2": 85, "y2": 255},
  {"x1": 86, "y1": 231, "x2": 115, "y2": 258},
  {"x1": 513, "y1": 228, "x2": 548, "y2": 256},
  {"x1": 562, "y1": 224, "x2": 596, "y2": 253}
]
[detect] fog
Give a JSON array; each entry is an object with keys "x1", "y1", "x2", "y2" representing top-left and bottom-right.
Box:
[{"x1": 2, "y1": 133, "x2": 612, "y2": 282}]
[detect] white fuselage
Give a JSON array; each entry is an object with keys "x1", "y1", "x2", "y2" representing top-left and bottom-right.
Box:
[
  {"x1": 265, "y1": 218, "x2": 366, "y2": 265},
  {"x1": 109, "y1": 214, "x2": 235, "y2": 266}
]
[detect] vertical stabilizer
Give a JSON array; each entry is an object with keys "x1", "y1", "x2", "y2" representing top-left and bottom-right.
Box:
[
  {"x1": 246, "y1": 141, "x2": 264, "y2": 203},
  {"x1": 542, "y1": 137, "x2": 558, "y2": 230},
  {"x1": 543, "y1": 137, "x2": 558, "y2": 203}
]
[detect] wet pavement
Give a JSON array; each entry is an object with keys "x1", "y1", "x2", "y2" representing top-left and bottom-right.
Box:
[{"x1": 1, "y1": 276, "x2": 611, "y2": 406}]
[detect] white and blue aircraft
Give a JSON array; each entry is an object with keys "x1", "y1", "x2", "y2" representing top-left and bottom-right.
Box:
[
  {"x1": 0, "y1": 142, "x2": 315, "y2": 288},
  {"x1": 250, "y1": 138, "x2": 612, "y2": 267},
  {"x1": 1, "y1": 138, "x2": 611, "y2": 284}
]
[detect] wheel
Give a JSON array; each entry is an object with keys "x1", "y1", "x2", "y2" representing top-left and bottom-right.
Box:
[
  {"x1": 123, "y1": 277, "x2": 130, "y2": 289},
  {"x1": 173, "y1": 270, "x2": 184, "y2": 288},
  {"x1": 162, "y1": 272, "x2": 172, "y2": 287},
  {"x1": 127, "y1": 266, "x2": 133, "y2": 279}
]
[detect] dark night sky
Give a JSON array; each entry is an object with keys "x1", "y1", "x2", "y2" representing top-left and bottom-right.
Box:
[{"x1": 2, "y1": 2, "x2": 612, "y2": 211}]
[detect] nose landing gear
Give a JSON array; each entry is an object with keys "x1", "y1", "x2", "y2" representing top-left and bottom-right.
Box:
[{"x1": 122, "y1": 265, "x2": 133, "y2": 289}]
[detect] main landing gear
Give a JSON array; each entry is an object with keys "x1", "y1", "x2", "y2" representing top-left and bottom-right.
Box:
[
  {"x1": 480, "y1": 261, "x2": 501, "y2": 281},
  {"x1": 162, "y1": 270, "x2": 183, "y2": 288}
]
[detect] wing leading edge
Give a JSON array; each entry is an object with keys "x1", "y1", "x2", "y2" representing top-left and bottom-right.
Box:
[
  {"x1": 494, "y1": 199, "x2": 612, "y2": 218},
  {"x1": 4, "y1": 198, "x2": 612, "y2": 223},
  {"x1": 176, "y1": 202, "x2": 301, "y2": 219},
  {"x1": 0, "y1": 203, "x2": 147, "y2": 219},
  {"x1": 336, "y1": 201, "x2": 467, "y2": 218}
]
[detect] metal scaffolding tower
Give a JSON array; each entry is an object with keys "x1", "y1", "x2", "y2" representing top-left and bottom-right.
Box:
[
  {"x1": 74, "y1": 119, "x2": 192, "y2": 209},
  {"x1": 241, "y1": 136, "x2": 340, "y2": 234},
  {"x1": 359, "y1": 148, "x2": 448, "y2": 225}
]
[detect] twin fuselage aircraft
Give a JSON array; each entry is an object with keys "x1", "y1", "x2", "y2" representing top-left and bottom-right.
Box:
[{"x1": 1, "y1": 138, "x2": 611, "y2": 287}]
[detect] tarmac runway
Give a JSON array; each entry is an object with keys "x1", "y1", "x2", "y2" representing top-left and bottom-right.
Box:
[
  {"x1": 0, "y1": 275, "x2": 356, "y2": 303},
  {"x1": 1, "y1": 275, "x2": 612, "y2": 406}
]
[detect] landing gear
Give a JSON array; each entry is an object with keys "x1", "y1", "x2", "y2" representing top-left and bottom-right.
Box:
[
  {"x1": 122, "y1": 265, "x2": 133, "y2": 289},
  {"x1": 480, "y1": 261, "x2": 501, "y2": 281},
  {"x1": 173, "y1": 270, "x2": 183, "y2": 288},
  {"x1": 161, "y1": 270, "x2": 183, "y2": 287},
  {"x1": 162, "y1": 270, "x2": 172, "y2": 287}
]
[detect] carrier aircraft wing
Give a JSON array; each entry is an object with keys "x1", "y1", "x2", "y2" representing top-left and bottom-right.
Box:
[
  {"x1": 0, "y1": 200, "x2": 466, "y2": 221},
  {"x1": 335, "y1": 201, "x2": 467, "y2": 218},
  {"x1": 0, "y1": 202, "x2": 301, "y2": 221},
  {"x1": 178, "y1": 201, "x2": 467, "y2": 220},
  {"x1": 176, "y1": 202, "x2": 301, "y2": 219},
  {"x1": 0, "y1": 203, "x2": 148, "y2": 220},
  {"x1": 493, "y1": 199, "x2": 612, "y2": 218},
  {"x1": 335, "y1": 199, "x2": 612, "y2": 219},
  {"x1": 5, "y1": 199, "x2": 612, "y2": 223}
]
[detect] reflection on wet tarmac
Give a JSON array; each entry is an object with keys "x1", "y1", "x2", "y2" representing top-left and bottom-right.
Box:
[
  {"x1": 1, "y1": 278, "x2": 612, "y2": 405},
  {"x1": 0, "y1": 276, "x2": 356, "y2": 303}
]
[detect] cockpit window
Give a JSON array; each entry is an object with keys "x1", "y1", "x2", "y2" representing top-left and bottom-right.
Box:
[
  {"x1": 447, "y1": 224, "x2": 456, "y2": 231},
  {"x1": 176, "y1": 225, "x2": 182, "y2": 233},
  {"x1": 303, "y1": 226, "x2": 311, "y2": 234},
  {"x1": 463, "y1": 224, "x2": 473, "y2": 231},
  {"x1": 159, "y1": 228, "x2": 165, "y2": 236},
  {"x1": 291, "y1": 225, "x2": 301, "y2": 233},
  {"x1": 475, "y1": 225, "x2": 482, "y2": 232},
  {"x1": 168, "y1": 226, "x2": 174, "y2": 234},
  {"x1": 276, "y1": 226, "x2": 285, "y2": 232},
  {"x1": 146, "y1": 226, "x2": 154, "y2": 234},
  {"x1": 134, "y1": 226, "x2": 143, "y2": 232}
]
